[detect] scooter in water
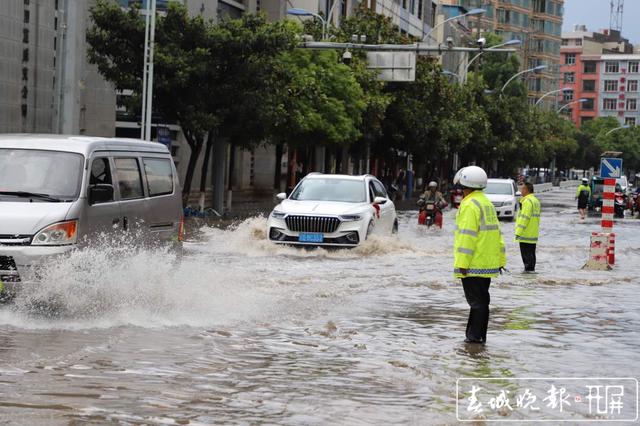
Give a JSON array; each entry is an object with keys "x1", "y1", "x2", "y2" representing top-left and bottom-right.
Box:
[
  {"x1": 450, "y1": 188, "x2": 463, "y2": 209},
  {"x1": 614, "y1": 191, "x2": 627, "y2": 218},
  {"x1": 417, "y1": 199, "x2": 441, "y2": 228}
]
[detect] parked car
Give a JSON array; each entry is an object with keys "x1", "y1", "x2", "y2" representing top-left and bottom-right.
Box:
[
  {"x1": 267, "y1": 174, "x2": 398, "y2": 247},
  {"x1": 484, "y1": 178, "x2": 520, "y2": 221},
  {"x1": 0, "y1": 134, "x2": 183, "y2": 290}
]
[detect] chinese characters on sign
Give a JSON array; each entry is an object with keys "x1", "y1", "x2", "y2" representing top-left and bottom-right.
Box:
[{"x1": 457, "y1": 378, "x2": 638, "y2": 422}]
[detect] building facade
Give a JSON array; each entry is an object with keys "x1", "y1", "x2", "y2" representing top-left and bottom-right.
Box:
[
  {"x1": 0, "y1": 0, "x2": 116, "y2": 135},
  {"x1": 560, "y1": 25, "x2": 635, "y2": 127},
  {"x1": 598, "y1": 55, "x2": 640, "y2": 127},
  {"x1": 452, "y1": 0, "x2": 564, "y2": 103}
]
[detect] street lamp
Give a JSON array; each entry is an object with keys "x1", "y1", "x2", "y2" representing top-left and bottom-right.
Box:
[
  {"x1": 422, "y1": 8, "x2": 485, "y2": 43},
  {"x1": 442, "y1": 70, "x2": 460, "y2": 81},
  {"x1": 287, "y1": 8, "x2": 327, "y2": 40},
  {"x1": 140, "y1": 0, "x2": 157, "y2": 141},
  {"x1": 534, "y1": 87, "x2": 573, "y2": 106},
  {"x1": 556, "y1": 98, "x2": 587, "y2": 113},
  {"x1": 605, "y1": 124, "x2": 631, "y2": 136},
  {"x1": 463, "y1": 39, "x2": 521, "y2": 82},
  {"x1": 501, "y1": 65, "x2": 547, "y2": 94}
]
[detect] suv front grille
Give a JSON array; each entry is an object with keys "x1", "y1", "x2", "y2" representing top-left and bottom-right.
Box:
[{"x1": 285, "y1": 216, "x2": 340, "y2": 233}]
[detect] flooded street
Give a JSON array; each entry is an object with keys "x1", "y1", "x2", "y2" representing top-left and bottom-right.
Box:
[{"x1": 0, "y1": 187, "x2": 638, "y2": 424}]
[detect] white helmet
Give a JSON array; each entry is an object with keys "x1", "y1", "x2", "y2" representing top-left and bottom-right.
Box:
[
  {"x1": 428, "y1": 181, "x2": 438, "y2": 188},
  {"x1": 581, "y1": 177, "x2": 588, "y2": 183},
  {"x1": 453, "y1": 166, "x2": 488, "y2": 189}
]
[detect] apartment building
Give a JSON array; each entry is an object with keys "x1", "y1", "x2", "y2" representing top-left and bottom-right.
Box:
[
  {"x1": 449, "y1": 0, "x2": 564, "y2": 102},
  {"x1": 598, "y1": 55, "x2": 640, "y2": 127},
  {"x1": 560, "y1": 25, "x2": 634, "y2": 127},
  {"x1": 0, "y1": 0, "x2": 115, "y2": 135}
]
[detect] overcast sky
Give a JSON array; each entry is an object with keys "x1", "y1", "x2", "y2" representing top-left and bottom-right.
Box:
[{"x1": 562, "y1": 0, "x2": 640, "y2": 45}]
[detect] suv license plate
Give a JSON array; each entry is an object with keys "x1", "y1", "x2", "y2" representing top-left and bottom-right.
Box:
[{"x1": 299, "y1": 233, "x2": 324, "y2": 243}]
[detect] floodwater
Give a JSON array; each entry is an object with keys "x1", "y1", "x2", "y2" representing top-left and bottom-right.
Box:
[{"x1": 0, "y1": 187, "x2": 638, "y2": 424}]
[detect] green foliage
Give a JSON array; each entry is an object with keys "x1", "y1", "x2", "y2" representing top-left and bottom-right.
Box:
[{"x1": 580, "y1": 117, "x2": 640, "y2": 172}]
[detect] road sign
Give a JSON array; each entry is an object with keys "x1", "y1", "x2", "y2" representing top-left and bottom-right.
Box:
[
  {"x1": 600, "y1": 157, "x2": 622, "y2": 178},
  {"x1": 366, "y1": 52, "x2": 416, "y2": 82}
]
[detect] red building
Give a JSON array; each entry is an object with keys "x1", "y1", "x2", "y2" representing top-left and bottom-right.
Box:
[{"x1": 560, "y1": 25, "x2": 633, "y2": 127}]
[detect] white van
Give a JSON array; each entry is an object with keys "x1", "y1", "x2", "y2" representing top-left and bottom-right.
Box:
[{"x1": 0, "y1": 135, "x2": 183, "y2": 290}]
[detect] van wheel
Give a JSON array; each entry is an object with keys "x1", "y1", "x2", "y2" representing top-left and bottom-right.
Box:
[{"x1": 392, "y1": 220, "x2": 399, "y2": 234}]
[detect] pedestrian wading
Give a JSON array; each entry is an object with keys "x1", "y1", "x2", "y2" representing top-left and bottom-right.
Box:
[{"x1": 452, "y1": 166, "x2": 506, "y2": 344}]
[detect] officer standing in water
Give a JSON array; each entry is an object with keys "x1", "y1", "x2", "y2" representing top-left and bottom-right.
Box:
[
  {"x1": 515, "y1": 182, "x2": 541, "y2": 272},
  {"x1": 453, "y1": 166, "x2": 506, "y2": 344}
]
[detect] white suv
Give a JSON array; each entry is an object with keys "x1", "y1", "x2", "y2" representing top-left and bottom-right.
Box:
[
  {"x1": 267, "y1": 174, "x2": 398, "y2": 247},
  {"x1": 484, "y1": 178, "x2": 520, "y2": 220}
]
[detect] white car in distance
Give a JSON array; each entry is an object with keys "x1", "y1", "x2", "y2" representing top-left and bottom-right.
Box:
[
  {"x1": 267, "y1": 174, "x2": 398, "y2": 247},
  {"x1": 484, "y1": 178, "x2": 520, "y2": 220}
]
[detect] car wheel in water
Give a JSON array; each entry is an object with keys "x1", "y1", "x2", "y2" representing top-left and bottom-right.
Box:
[
  {"x1": 392, "y1": 220, "x2": 398, "y2": 234},
  {"x1": 366, "y1": 221, "x2": 375, "y2": 239}
]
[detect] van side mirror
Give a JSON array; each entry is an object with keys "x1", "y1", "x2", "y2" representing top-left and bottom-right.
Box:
[
  {"x1": 276, "y1": 192, "x2": 287, "y2": 201},
  {"x1": 89, "y1": 184, "x2": 114, "y2": 205},
  {"x1": 516, "y1": 191, "x2": 522, "y2": 196}
]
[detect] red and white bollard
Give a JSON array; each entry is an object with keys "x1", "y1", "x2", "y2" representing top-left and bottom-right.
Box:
[{"x1": 600, "y1": 178, "x2": 616, "y2": 266}]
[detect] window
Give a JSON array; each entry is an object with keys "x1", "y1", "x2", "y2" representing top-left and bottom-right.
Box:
[
  {"x1": 143, "y1": 158, "x2": 173, "y2": 196},
  {"x1": 563, "y1": 72, "x2": 575, "y2": 83},
  {"x1": 114, "y1": 158, "x2": 144, "y2": 199},
  {"x1": 417, "y1": 0, "x2": 423, "y2": 19},
  {"x1": 22, "y1": 48, "x2": 29, "y2": 62},
  {"x1": 583, "y1": 61, "x2": 596, "y2": 73},
  {"x1": 604, "y1": 80, "x2": 618, "y2": 92},
  {"x1": 575, "y1": 38, "x2": 582, "y2": 46},
  {"x1": 603, "y1": 98, "x2": 617, "y2": 110},
  {"x1": 582, "y1": 98, "x2": 594, "y2": 110},
  {"x1": 563, "y1": 90, "x2": 574, "y2": 102},
  {"x1": 627, "y1": 98, "x2": 637, "y2": 111},
  {"x1": 629, "y1": 62, "x2": 639, "y2": 73},
  {"x1": 583, "y1": 80, "x2": 596, "y2": 92},
  {"x1": 605, "y1": 61, "x2": 619, "y2": 73},
  {"x1": 22, "y1": 28, "x2": 29, "y2": 43},
  {"x1": 561, "y1": 38, "x2": 568, "y2": 46},
  {"x1": 625, "y1": 117, "x2": 636, "y2": 126},
  {"x1": 24, "y1": 10, "x2": 29, "y2": 23},
  {"x1": 628, "y1": 80, "x2": 638, "y2": 92},
  {"x1": 372, "y1": 181, "x2": 388, "y2": 198},
  {"x1": 564, "y1": 53, "x2": 575, "y2": 65}
]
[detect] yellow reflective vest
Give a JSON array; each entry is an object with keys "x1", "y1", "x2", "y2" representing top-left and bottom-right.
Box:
[
  {"x1": 454, "y1": 190, "x2": 507, "y2": 278},
  {"x1": 515, "y1": 193, "x2": 541, "y2": 244}
]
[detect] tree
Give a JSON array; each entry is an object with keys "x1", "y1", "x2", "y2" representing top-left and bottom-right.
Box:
[{"x1": 87, "y1": 2, "x2": 297, "y2": 206}]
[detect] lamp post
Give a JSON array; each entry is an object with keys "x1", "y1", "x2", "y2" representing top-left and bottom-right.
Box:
[
  {"x1": 140, "y1": 0, "x2": 157, "y2": 141},
  {"x1": 422, "y1": 8, "x2": 485, "y2": 43},
  {"x1": 556, "y1": 98, "x2": 587, "y2": 113},
  {"x1": 501, "y1": 65, "x2": 547, "y2": 94},
  {"x1": 287, "y1": 8, "x2": 327, "y2": 40},
  {"x1": 534, "y1": 87, "x2": 572, "y2": 106},
  {"x1": 442, "y1": 70, "x2": 460, "y2": 81},
  {"x1": 463, "y1": 39, "x2": 521, "y2": 82},
  {"x1": 605, "y1": 124, "x2": 631, "y2": 136}
]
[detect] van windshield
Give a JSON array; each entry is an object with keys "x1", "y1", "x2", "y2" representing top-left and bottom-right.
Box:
[{"x1": 0, "y1": 149, "x2": 84, "y2": 201}]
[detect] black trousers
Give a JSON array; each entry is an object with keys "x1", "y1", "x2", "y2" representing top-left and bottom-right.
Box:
[
  {"x1": 461, "y1": 277, "x2": 491, "y2": 343},
  {"x1": 519, "y1": 243, "x2": 537, "y2": 272}
]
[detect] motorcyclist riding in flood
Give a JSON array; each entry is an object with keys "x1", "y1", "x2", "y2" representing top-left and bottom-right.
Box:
[{"x1": 418, "y1": 181, "x2": 448, "y2": 228}]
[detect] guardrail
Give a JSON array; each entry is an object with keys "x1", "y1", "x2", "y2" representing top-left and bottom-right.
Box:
[
  {"x1": 559, "y1": 180, "x2": 581, "y2": 188},
  {"x1": 533, "y1": 183, "x2": 554, "y2": 193}
]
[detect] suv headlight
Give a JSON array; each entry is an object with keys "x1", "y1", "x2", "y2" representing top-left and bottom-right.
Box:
[
  {"x1": 339, "y1": 215, "x2": 362, "y2": 221},
  {"x1": 271, "y1": 211, "x2": 286, "y2": 219},
  {"x1": 32, "y1": 220, "x2": 78, "y2": 245}
]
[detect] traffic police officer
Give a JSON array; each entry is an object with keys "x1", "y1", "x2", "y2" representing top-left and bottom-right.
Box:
[
  {"x1": 453, "y1": 166, "x2": 506, "y2": 344},
  {"x1": 515, "y1": 182, "x2": 541, "y2": 272}
]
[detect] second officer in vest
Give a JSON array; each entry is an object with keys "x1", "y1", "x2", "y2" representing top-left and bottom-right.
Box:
[
  {"x1": 515, "y1": 182, "x2": 541, "y2": 272},
  {"x1": 453, "y1": 166, "x2": 506, "y2": 344}
]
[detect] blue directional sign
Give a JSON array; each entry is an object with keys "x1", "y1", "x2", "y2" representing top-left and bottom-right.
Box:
[{"x1": 600, "y1": 157, "x2": 623, "y2": 178}]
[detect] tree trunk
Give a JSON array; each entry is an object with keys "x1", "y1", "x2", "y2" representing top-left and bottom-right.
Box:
[
  {"x1": 182, "y1": 131, "x2": 204, "y2": 207},
  {"x1": 274, "y1": 143, "x2": 283, "y2": 192},
  {"x1": 211, "y1": 138, "x2": 227, "y2": 214},
  {"x1": 226, "y1": 144, "x2": 236, "y2": 210},
  {"x1": 198, "y1": 132, "x2": 214, "y2": 211}
]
